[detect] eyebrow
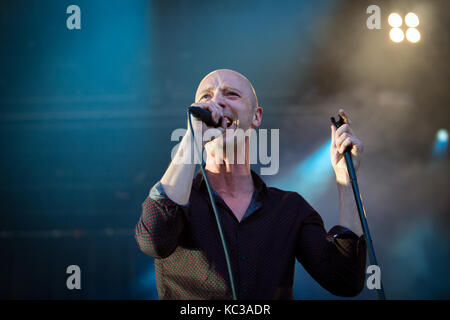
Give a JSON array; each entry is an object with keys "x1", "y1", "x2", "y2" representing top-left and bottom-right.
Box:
[{"x1": 198, "y1": 86, "x2": 243, "y2": 96}]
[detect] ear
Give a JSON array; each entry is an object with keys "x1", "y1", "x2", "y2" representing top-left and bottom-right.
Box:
[{"x1": 251, "y1": 106, "x2": 263, "y2": 128}]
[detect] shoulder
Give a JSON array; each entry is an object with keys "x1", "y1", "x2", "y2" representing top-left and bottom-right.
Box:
[
  {"x1": 265, "y1": 187, "x2": 324, "y2": 228},
  {"x1": 265, "y1": 186, "x2": 316, "y2": 215}
]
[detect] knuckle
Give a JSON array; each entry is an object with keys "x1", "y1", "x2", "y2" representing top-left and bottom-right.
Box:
[{"x1": 337, "y1": 126, "x2": 347, "y2": 134}]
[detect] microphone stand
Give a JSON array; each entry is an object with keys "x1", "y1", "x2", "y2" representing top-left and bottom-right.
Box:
[{"x1": 331, "y1": 115, "x2": 386, "y2": 300}]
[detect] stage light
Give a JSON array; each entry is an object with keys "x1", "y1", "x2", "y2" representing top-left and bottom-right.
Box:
[
  {"x1": 390, "y1": 27, "x2": 404, "y2": 43},
  {"x1": 406, "y1": 28, "x2": 421, "y2": 43},
  {"x1": 388, "y1": 13, "x2": 402, "y2": 28},
  {"x1": 388, "y1": 12, "x2": 421, "y2": 44},
  {"x1": 272, "y1": 140, "x2": 333, "y2": 202},
  {"x1": 405, "y1": 12, "x2": 419, "y2": 27},
  {"x1": 437, "y1": 129, "x2": 448, "y2": 143},
  {"x1": 433, "y1": 129, "x2": 448, "y2": 157}
]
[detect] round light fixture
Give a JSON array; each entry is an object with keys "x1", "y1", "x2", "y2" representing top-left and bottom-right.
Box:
[
  {"x1": 405, "y1": 12, "x2": 419, "y2": 27},
  {"x1": 390, "y1": 27, "x2": 405, "y2": 43},
  {"x1": 388, "y1": 13, "x2": 403, "y2": 28},
  {"x1": 437, "y1": 129, "x2": 448, "y2": 143},
  {"x1": 406, "y1": 28, "x2": 421, "y2": 43}
]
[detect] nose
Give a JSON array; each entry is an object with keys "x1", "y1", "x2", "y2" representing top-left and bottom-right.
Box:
[{"x1": 212, "y1": 91, "x2": 226, "y2": 109}]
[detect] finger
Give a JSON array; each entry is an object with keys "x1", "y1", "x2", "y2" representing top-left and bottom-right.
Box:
[
  {"x1": 191, "y1": 102, "x2": 217, "y2": 113},
  {"x1": 336, "y1": 132, "x2": 351, "y2": 147},
  {"x1": 339, "y1": 137, "x2": 353, "y2": 154},
  {"x1": 205, "y1": 103, "x2": 221, "y2": 124},
  {"x1": 339, "y1": 108, "x2": 352, "y2": 124},
  {"x1": 353, "y1": 139, "x2": 363, "y2": 153},
  {"x1": 331, "y1": 125, "x2": 336, "y2": 147},
  {"x1": 212, "y1": 108, "x2": 221, "y2": 124},
  {"x1": 211, "y1": 101, "x2": 224, "y2": 118},
  {"x1": 209, "y1": 102, "x2": 225, "y2": 124},
  {"x1": 190, "y1": 102, "x2": 220, "y2": 125},
  {"x1": 216, "y1": 126, "x2": 225, "y2": 135},
  {"x1": 335, "y1": 123, "x2": 355, "y2": 138},
  {"x1": 190, "y1": 102, "x2": 215, "y2": 115}
]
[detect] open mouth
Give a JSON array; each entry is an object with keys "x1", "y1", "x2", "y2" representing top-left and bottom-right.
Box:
[{"x1": 222, "y1": 116, "x2": 234, "y2": 129}]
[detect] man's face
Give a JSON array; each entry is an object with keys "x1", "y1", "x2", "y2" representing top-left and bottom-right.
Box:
[{"x1": 195, "y1": 69, "x2": 259, "y2": 133}]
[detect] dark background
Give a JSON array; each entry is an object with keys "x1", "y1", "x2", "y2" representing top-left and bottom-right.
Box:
[{"x1": 0, "y1": 0, "x2": 448, "y2": 299}]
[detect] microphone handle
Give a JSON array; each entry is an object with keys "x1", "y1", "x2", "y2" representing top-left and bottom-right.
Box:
[{"x1": 188, "y1": 106, "x2": 222, "y2": 128}]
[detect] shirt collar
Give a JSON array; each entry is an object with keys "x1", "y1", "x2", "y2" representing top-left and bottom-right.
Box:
[{"x1": 193, "y1": 167, "x2": 268, "y2": 199}]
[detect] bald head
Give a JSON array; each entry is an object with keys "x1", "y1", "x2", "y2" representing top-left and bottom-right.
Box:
[{"x1": 195, "y1": 69, "x2": 258, "y2": 108}]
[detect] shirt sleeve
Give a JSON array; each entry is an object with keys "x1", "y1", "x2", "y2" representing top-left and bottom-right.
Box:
[
  {"x1": 295, "y1": 208, "x2": 367, "y2": 297},
  {"x1": 135, "y1": 181, "x2": 189, "y2": 259}
]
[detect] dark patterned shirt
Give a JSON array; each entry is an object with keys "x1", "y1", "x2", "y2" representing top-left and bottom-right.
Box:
[{"x1": 135, "y1": 170, "x2": 367, "y2": 299}]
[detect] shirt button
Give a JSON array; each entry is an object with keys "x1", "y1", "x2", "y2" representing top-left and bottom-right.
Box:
[{"x1": 240, "y1": 255, "x2": 246, "y2": 261}]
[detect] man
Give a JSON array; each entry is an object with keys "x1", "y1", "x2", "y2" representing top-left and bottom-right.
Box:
[{"x1": 135, "y1": 69, "x2": 367, "y2": 299}]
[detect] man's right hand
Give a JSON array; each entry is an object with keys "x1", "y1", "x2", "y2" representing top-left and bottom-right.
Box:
[
  {"x1": 159, "y1": 101, "x2": 225, "y2": 205},
  {"x1": 188, "y1": 101, "x2": 225, "y2": 147}
]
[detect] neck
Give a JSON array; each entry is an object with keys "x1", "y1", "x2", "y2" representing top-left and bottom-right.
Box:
[{"x1": 204, "y1": 150, "x2": 254, "y2": 198}]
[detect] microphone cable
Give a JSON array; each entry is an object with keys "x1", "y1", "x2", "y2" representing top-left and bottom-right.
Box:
[{"x1": 187, "y1": 109, "x2": 238, "y2": 300}]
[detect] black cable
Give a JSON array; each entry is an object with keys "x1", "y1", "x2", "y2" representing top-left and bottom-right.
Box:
[{"x1": 187, "y1": 109, "x2": 238, "y2": 300}]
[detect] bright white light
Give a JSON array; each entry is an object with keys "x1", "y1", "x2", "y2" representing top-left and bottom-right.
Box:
[
  {"x1": 437, "y1": 129, "x2": 448, "y2": 143},
  {"x1": 405, "y1": 12, "x2": 419, "y2": 27},
  {"x1": 406, "y1": 28, "x2": 421, "y2": 43},
  {"x1": 390, "y1": 27, "x2": 404, "y2": 43},
  {"x1": 388, "y1": 13, "x2": 403, "y2": 28}
]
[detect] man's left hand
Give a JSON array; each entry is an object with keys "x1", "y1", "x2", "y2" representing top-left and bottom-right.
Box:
[{"x1": 330, "y1": 109, "x2": 364, "y2": 185}]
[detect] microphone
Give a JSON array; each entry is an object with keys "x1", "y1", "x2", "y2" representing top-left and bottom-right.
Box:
[{"x1": 188, "y1": 106, "x2": 222, "y2": 128}]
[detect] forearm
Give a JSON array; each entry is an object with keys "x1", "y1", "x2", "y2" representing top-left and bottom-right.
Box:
[
  {"x1": 337, "y1": 183, "x2": 363, "y2": 237},
  {"x1": 297, "y1": 211, "x2": 367, "y2": 297},
  {"x1": 160, "y1": 131, "x2": 198, "y2": 205},
  {"x1": 135, "y1": 190, "x2": 186, "y2": 259}
]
